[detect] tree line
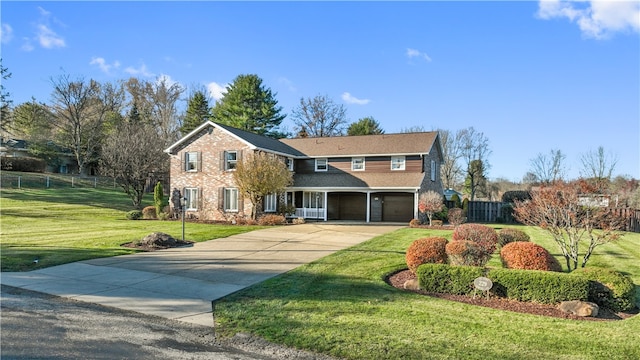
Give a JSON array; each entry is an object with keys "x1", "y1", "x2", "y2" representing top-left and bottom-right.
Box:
[{"x1": 1, "y1": 58, "x2": 637, "y2": 208}]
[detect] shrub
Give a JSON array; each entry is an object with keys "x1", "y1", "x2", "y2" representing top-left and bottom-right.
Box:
[
  {"x1": 153, "y1": 181, "x2": 167, "y2": 218},
  {"x1": 416, "y1": 263, "x2": 484, "y2": 295},
  {"x1": 501, "y1": 190, "x2": 531, "y2": 203},
  {"x1": 488, "y1": 268, "x2": 589, "y2": 304},
  {"x1": 409, "y1": 218, "x2": 421, "y2": 228},
  {"x1": 445, "y1": 240, "x2": 491, "y2": 267},
  {"x1": 405, "y1": 237, "x2": 448, "y2": 273},
  {"x1": 447, "y1": 208, "x2": 466, "y2": 226},
  {"x1": 450, "y1": 193, "x2": 462, "y2": 208},
  {"x1": 0, "y1": 156, "x2": 47, "y2": 172},
  {"x1": 452, "y1": 223, "x2": 498, "y2": 255},
  {"x1": 570, "y1": 267, "x2": 637, "y2": 312},
  {"x1": 497, "y1": 228, "x2": 530, "y2": 247},
  {"x1": 292, "y1": 217, "x2": 305, "y2": 225},
  {"x1": 257, "y1": 214, "x2": 287, "y2": 226},
  {"x1": 126, "y1": 210, "x2": 143, "y2": 220},
  {"x1": 500, "y1": 241, "x2": 562, "y2": 272},
  {"x1": 142, "y1": 206, "x2": 157, "y2": 220}
]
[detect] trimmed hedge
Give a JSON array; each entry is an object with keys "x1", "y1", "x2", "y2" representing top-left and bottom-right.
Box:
[
  {"x1": 488, "y1": 268, "x2": 589, "y2": 304},
  {"x1": 500, "y1": 241, "x2": 562, "y2": 272},
  {"x1": 452, "y1": 223, "x2": 498, "y2": 255},
  {"x1": 570, "y1": 267, "x2": 637, "y2": 312},
  {"x1": 445, "y1": 240, "x2": 490, "y2": 267},
  {"x1": 405, "y1": 237, "x2": 448, "y2": 273},
  {"x1": 416, "y1": 264, "x2": 484, "y2": 295},
  {"x1": 497, "y1": 228, "x2": 530, "y2": 247},
  {"x1": 126, "y1": 210, "x2": 143, "y2": 220},
  {"x1": 0, "y1": 156, "x2": 47, "y2": 173},
  {"x1": 142, "y1": 206, "x2": 157, "y2": 220},
  {"x1": 415, "y1": 264, "x2": 591, "y2": 304}
]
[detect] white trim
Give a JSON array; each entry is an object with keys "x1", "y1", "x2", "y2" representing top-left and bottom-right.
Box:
[
  {"x1": 224, "y1": 187, "x2": 239, "y2": 212},
  {"x1": 351, "y1": 157, "x2": 365, "y2": 171},
  {"x1": 315, "y1": 158, "x2": 328, "y2": 172},
  {"x1": 391, "y1": 156, "x2": 406, "y2": 171}
]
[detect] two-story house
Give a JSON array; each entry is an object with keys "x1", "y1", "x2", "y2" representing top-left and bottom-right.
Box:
[{"x1": 164, "y1": 121, "x2": 444, "y2": 223}]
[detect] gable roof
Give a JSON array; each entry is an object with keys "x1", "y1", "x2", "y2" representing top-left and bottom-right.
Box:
[
  {"x1": 164, "y1": 121, "x2": 304, "y2": 157},
  {"x1": 165, "y1": 122, "x2": 442, "y2": 160},
  {"x1": 280, "y1": 132, "x2": 440, "y2": 157}
]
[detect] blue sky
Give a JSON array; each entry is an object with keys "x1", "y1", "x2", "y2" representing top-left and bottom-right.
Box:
[{"x1": 1, "y1": 1, "x2": 639, "y2": 181}]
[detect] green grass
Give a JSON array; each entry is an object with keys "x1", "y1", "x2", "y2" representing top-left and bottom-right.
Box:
[
  {"x1": 214, "y1": 227, "x2": 640, "y2": 360},
  {"x1": 0, "y1": 187, "x2": 262, "y2": 271}
]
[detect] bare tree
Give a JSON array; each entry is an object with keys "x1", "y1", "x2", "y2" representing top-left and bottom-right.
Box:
[
  {"x1": 437, "y1": 128, "x2": 464, "y2": 189},
  {"x1": 513, "y1": 181, "x2": 626, "y2": 271},
  {"x1": 233, "y1": 151, "x2": 293, "y2": 220},
  {"x1": 418, "y1": 190, "x2": 444, "y2": 226},
  {"x1": 459, "y1": 127, "x2": 491, "y2": 200},
  {"x1": 529, "y1": 149, "x2": 566, "y2": 184},
  {"x1": 580, "y1": 146, "x2": 618, "y2": 191},
  {"x1": 100, "y1": 121, "x2": 167, "y2": 208},
  {"x1": 291, "y1": 94, "x2": 347, "y2": 137},
  {"x1": 49, "y1": 75, "x2": 124, "y2": 175}
]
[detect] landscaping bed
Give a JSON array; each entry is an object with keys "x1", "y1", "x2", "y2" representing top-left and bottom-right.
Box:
[{"x1": 386, "y1": 269, "x2": 638, "y2": 321}]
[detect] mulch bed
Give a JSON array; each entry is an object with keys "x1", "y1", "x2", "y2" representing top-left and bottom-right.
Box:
[{"x1": 386, "y1": 269, "x2": 638, "y2": 321}]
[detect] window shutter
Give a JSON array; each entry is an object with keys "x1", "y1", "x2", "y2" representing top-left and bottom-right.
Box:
[
  {"x1": 181, "y1": 152, "x2": 186, "y2": 172},
  {"x1": 198, "y1": 188, "x2": 203, "y2": 211},
  {"x1": 218, "y1": 187, "x2": 225, "y2": 210},
  {"x1": 221, "y1": 151, "x2": 226, "y2": 171},
  {"x1": 197, "y1": 152, "x2": 202, "y2": 172},
  {"x1": 238, "y1": 191, "x2": 244, "y2": 214}
]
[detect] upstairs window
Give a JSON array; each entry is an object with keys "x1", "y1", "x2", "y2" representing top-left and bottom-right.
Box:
[
  {"x1": 430, "y1": 160, "x2": 437, "y2": 181},
  {"x1": 286, "y1": 158, "x2": 294, "y2": 171},
  {"x1": 225, "y1": 151, "x2": 238, "y2": 170},
  {"x1": 351, "y1": 157, "x2": 365, "y2": 171},
  {"x1": 315, "y1": 158, "x2": 328, "y2": 172},
  {"x1": 391, "y1": 156, "x2": 405, "y2": 171},
  {"x1": 185, "y1": 152, "x2": 199, "y2": 172}
]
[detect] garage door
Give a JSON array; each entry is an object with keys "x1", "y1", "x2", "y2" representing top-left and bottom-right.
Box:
[
  {"x1": 382, "y1": 194, "x2": 414, "y2": 222},
  {"x1": 328, "y1": 193, "x2": 366, "y2": 220}
]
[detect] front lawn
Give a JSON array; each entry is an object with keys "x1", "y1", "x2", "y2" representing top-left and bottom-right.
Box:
[
  {"x1": 0, "y1": 188, "x2": 262, "y2": 271},
  {"x1": 214, "y1": 227, "x2": 640, "y2": 360}
]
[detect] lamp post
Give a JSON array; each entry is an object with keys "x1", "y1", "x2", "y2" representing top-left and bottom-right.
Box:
[{"x1": 180, "y1": 197, "x2": 186, "y2": 242}]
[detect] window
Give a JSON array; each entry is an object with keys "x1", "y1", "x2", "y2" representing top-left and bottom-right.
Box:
[
  {"x1": 225, "y1": 151, "x2": 238, "y2": 170},
  {"x1": 286, "y1": 158, "x2": 294, "y2": 171},
  {"x1": 430, "y1": 160, "x2": 437, "y2": 181},
  {"x1": 391, "y1": 156, "x2": 405, "y2": 171},
  {"x1": 224, "y1": 188, "x2": 239, "y2": 212},
  {"x1": 264, "y1": 193, "x2": 277, "y2": 212},
  {"x1": 315, "y1": 158, "x2": 328, "y2": 172},
  {"x1": 351, "y1": 157, "x2": 365, "y2": 171},
  {"x1": 185, "y1": 152, "x2": 198, "y2": 172},
  {"x1": 184, "y1": 188, "x2": 199, "y2": 210},
  {"x1": 303, "y1": 192, "x2": 324, "y2": 208}
]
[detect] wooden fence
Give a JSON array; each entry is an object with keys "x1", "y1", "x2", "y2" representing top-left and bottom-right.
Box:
[{"x1": 453, "y1": 201, "x2": 640, "y2": 233}]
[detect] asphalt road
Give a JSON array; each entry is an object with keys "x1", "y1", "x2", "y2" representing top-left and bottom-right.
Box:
[{"x1": 1, "y1": 285, "x2": 337, "y2": 360}]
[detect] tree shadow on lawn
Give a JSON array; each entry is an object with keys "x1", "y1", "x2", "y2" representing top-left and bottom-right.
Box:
[
  {"x1": 1, "y1": 188, "x2": 136, "y2": 212},
  {"x1": 1, "y1": 246, "x2": 137, "y2": 272}
]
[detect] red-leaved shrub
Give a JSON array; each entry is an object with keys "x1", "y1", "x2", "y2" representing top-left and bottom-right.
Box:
[
  {"x1": 497, "y1": 228, "x2": 530, "y2": 247},
  {"x1": 500, "y1": 241, "x2": 562, "y2": 272},
  {"x1": 405, "y1": 237, "x2": 448, "y2": 273},
  {"x1": 447, "y1": 208, "x2": 466, "y2": 226},
  {"x1": 257, "y1": 214, "x2": 287, "y2": 225},
  {"x1": 452, "y1": 223, "x2": 498, "y2": 254},
  {"x1": 142, "y1": 206, "x2": 157, "y2": 219},
  {"x1": 445, "y1": 240, "x2": 491, "y2": 266}
]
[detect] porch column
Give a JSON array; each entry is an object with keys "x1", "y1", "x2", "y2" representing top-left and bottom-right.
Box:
[
  {"x1": 366, "y1": 191, "x2": 371, "y2": 223},
  {"x1": 414, "y1": 191, "x2": 419, "y2": 220},
  {"x1": 323, "y1": 191, "x2": 328, "y2": 221}
]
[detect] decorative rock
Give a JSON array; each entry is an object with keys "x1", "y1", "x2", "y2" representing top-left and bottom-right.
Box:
[
  {"x1": 558, "y1": 300, "x2": 599, "y2": 317},
  {"x1": 403, "y1": 279, "x2": 421, "y2": 291},
  {"x1": 139, "y1": 232, "x2": 178, "y2": 248}
]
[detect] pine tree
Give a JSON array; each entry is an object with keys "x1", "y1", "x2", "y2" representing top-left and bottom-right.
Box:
[
  {"x1": 180, "y1": 90, "x2": 209, "y2": 135},
  {"x1": 210, "y1": 74, "x2": 286, "y2": 138},
  {"x1": 347, "y1": 117, "x2": 385, "y2": 136}
]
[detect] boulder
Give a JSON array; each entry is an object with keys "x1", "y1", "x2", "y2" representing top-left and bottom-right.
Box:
[
  {"x1": 403, "y1": 279, "x2": 421, "y2": 291},
  {"x1": 558, "y1": 300, "x2": 599, "y2": 317},
  {"x1": 139, "y1": 232, "x2": 179, "y2": 248}
]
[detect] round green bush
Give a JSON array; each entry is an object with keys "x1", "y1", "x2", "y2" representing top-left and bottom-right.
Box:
[
  {"x1": 570, "y1": 267, "x2": 637, "y2": 312},
  {"x1": 126, "y1": 210, "x2": 143, "y2": 220},
  {"x1": 405, "y1": 237, "x2": 448, "y2": 273},
  {"x1": 500, "y1": 241, "x2": 562, "y2": 272},
  {"x1": 498, "y1": 228, "x2": 530, "y2": 247}
]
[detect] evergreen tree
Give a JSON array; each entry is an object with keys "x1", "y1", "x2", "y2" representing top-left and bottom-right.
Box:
[
  {"x1": 1, "y1": 59, "x2": 13, "y2": 133},
  {"x1": 347, "y1": 117, "x2": 385, "y2": 136},
  {"x1": 210, "y1": 74, "x2": 286, "y2": 138},
  {"x1": 180, "y1": 90, "x2": 209, "y2": 135}
]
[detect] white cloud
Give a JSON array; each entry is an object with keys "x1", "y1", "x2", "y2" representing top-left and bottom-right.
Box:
[
  {"x1": 89, "y1": 57, "x2": 120, "y2": 74},
  {"x1": 277, "y1": 77, "x2": 297, "y2": 92},
  {"x1": 156, "y1": 74, "x2": 181, "y2": 89},
  {"x1": 207, "y1": 82, "x2": 227, "y2": 101},
  {"x1": 406, "y1": 48, "x2": 432, "y2": 62},
  {"x1": 21, "y1": 38, "x2": 34, "y2": 52},
  {"x1": 36, "y1": 24, "x2": 65, "y2": 48},
  {"x1": 537, "y1": 0, "x2": 640, "y2": 39},
  {"x1": 124, "y1": 63, "x2": 155, "y2": 78},
  {"x1": 1, "y1": 23, "x2": 13, "y2": 44},
  {"x1": 342, "y1": 92, "x2": 371, "y2": 105}
]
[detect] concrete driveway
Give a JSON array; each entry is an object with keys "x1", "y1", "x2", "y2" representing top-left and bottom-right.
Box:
[{"x1": 1, "y1": 223, "x2": 402, "y2": 326}]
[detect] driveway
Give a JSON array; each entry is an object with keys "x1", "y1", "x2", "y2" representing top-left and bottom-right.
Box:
[{"x1": 0, "y1": 223, "x2": 402, "y2": 326}]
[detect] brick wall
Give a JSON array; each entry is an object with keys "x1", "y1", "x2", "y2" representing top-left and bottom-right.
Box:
[{"x1": 167, "y1": 126, "x2": 253, "y2": 221}]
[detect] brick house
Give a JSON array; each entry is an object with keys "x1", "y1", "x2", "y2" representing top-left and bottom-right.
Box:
[{"x1": 164, "y1": 121, "x2": 444, "y2": 223}]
